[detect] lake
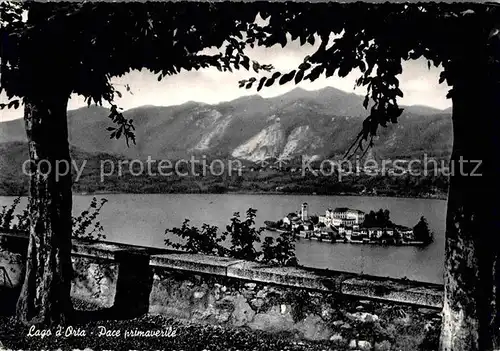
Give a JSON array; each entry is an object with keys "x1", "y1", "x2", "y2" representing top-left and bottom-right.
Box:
[{"x1": 0, "y1": 194, "x2": 446, "y2": 284}]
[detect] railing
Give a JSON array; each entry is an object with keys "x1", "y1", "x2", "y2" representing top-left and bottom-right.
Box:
[{"x1": 0, "y1": 230, "x2": 443, "y2": 309}]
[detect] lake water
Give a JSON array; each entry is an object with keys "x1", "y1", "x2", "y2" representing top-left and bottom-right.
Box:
[{"x1": 0, "y1": 194, "x2": 446, "y2": 284}]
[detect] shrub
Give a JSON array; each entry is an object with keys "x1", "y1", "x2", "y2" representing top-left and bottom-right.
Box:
[
  {"x1": 72, "y1": 197, "x2": 108, "y2": 242},
  {"x1": 227, "y1": 209, "x2": 262, "y2": 262},
  {"x1": 165, "y1": 207, "x2": 298, "y2": 267},
  {"x1": 0, "y1": 197, "x2": 21, "y2": 230},
  {"x1": 164, "y1": 220, "x2": 228, "y2": 257},
  {"x1": 0, "y1": 196, "x2": 108, "y2": 242},
  {"x1": 261, "y1": 231, "x2": 297, "y2": 267}
]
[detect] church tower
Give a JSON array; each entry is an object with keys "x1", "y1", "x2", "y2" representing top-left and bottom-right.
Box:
[{"x1": 301, "y1": 202, "x2": 308, "y2": 221}]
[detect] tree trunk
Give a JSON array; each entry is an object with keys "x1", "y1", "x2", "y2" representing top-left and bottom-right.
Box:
[
  {"x1": 439, "y1": 47, "x2": 500, "y2": 349},
  {"x1": 15, "y1": 94, "x2": 74, "y2": 326}
]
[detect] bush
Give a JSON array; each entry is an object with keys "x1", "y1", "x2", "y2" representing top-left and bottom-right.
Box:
[
  {"x1": 165, "y1": 208, "x2": 298, "y2": 267},
  {"x1": 72, "y1": 197, "x2": 108, "y2": 242},
  {"x1": 261, "y1": 231, "x2": 297, "y2": 267},
  {"x1": 227, "y1": 209, "x2": 262, "y2": 261},
  {"x1": 0, "y1": 197, "x2": 21, "y2": 230},
  {"x1": 0, "y1": 196, "x2": 108, "y2": 242},
  {"x1": 164, "y1": 220, "x2": 228, "y2": 257}
]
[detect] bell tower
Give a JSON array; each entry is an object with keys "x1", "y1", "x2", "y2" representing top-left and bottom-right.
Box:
[{"x1": 301, "y1": 202, "x2": 308, "y2": 221}]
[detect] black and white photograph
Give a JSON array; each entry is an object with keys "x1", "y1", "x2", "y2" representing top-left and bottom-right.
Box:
[{"x1": 0, "y1": 0, "x2": 499, "y2": 350}]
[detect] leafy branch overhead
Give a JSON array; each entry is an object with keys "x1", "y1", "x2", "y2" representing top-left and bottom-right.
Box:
[
  {"x1": 0, "y1": 2, "x2": 272, "y2": 145},
  {"x1": 1, "y1": 2, "x2": 499, "y2": 151},
  {"x1": 106, "y1": 105, "x2": 136, "y2": 147}
]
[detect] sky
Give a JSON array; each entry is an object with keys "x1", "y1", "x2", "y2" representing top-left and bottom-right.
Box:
[{"x1": 0, "y1": 38, "x2": 451, "y2": 122}]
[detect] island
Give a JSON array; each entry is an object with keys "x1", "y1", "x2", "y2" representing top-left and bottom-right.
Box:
[{"x1": 265, "y1": 203, "x2": 433, "y2": 246}]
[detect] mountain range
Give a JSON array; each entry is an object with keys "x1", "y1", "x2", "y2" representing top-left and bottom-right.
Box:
[{"x1": 0, "y1": 87, "x2": 452, "y2": 163}]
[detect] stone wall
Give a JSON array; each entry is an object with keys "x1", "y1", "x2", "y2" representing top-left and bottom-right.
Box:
[{"x1": 0, "y1": 231, "x2": 443, "y2": 349}]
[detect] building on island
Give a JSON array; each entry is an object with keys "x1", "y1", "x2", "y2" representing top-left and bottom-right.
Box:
[
  {"x1": 277, "y1": 203, "x2": 417, "y2": 245},
  {"x1": 395, "y1": 225, "x2": 414, "y2": 240},
  {"x1": 332, "y1": 207, "x2": 365, "y2": 224},
  {"x1": 282, "y1": 205, "x2": 313, "y2": 232}
]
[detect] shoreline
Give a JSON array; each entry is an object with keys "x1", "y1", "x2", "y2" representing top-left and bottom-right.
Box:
[{"x1": 267, "y1": 227, "x2": 429, "y2": 247}]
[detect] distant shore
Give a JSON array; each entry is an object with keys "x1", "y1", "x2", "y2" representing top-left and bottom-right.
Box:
[
  {"x1": 0, "y1": 185, "x2": 447, "y2": 201},
  {"x1": 0, "y1": 189, "x2": 447, "y2": 201}
]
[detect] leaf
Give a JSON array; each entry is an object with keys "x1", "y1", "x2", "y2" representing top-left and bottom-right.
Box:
[
  {"x1": 438, "y1": 72, "x2": 446, "y2": 84},
  {"x1": 271, "y1": 72, "x2": 281, "y2": 80},
  {"x1": 294, "y1": 69, "x2": 304, "y2": 84},
  {"x1": 279, "y1": 34, "x2": 287, "y2": 48},
  {"x1": 11, "y1": 100, "x2": 19, "y2": 109},
  {"x1": 338, "y1": 62, "x2": 351, "y2": 78},
  {"x1": 298, "y1": 62, "x2": 311, "y2": 71},
  {"x1": 116, "y1": 90, "x2": 122, "y2": 98},
  {"x1": 325, "y1": 66, "x2": 336, "y2": 78},
  {"x1": 265, "y1": 78, "x2": 275, "y2": 87},
  {"x1": 241, "y1": 57, "x2": 250, "y2": 70},
  {"x1": 252, "y1": 61, "x2": 260, "y2": 73},
  {"x1": 300, "y1": 34, "x2": 307, "y2": 46},
  {"x1": 106, "y1": 127, "x2": 116, "y2": 131},
  {"x1": 257, "y1": 77, "x2": 266, "y2": 91},
  {"x1": 305, "y1": 66, "x2": 323, "y2": 81}
]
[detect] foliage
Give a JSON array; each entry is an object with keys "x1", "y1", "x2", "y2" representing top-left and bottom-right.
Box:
[
  {"x1": 164, "y1": 221, "x2": 228, "y2": 257},
  {"x1": 261, "y1": 231, "x2": 298, "y2": 267},
  {"x1": 165, "y1": 208, "x2": 298, "y2": 267},
  {"x1": 0, "y1": 196, "x2": 108, "y2": 242},
  {"x1": 363, "y1": 209, "x2": 394, "y2": 228},
  {"x1": 0, "y1": 1, "x2": 273, "y2": 145},
  {"x1": 413, "y1": 216, "x2": 434, "y2": 244},
  {"x1": 238, "y1": 3, "x2": 500, "y2": 157},
  {"x1": 0, "y1": 197, "x2": 21, "y2": 230},
  {"x1": 14, "y1": 203, "x2": 30, "y2": 232},
  {"x1": 227, "y1": 209, "x2": 262, "y2": 261}
]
